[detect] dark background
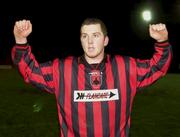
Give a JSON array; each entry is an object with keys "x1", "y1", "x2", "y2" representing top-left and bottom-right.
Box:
[{"x1": 0, "y1": 0, "x2": 179, "y2": 72}]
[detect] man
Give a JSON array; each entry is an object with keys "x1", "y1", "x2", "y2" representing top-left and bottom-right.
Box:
[{"x1": 12, "y1": 18, "x2": 172, "y2": 137}]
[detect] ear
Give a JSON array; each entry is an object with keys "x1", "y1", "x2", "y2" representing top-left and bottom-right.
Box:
[{"x1": 104, "y1": 36, "x2": 109, "y2": 47}]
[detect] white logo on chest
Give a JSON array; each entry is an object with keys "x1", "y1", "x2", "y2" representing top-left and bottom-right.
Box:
[{"x1": 74, "y1": 89, "x2": 119, "y2": 102}]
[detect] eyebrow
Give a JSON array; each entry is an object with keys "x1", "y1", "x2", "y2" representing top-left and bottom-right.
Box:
[{"x1": 81, "y1": 32, "x2": 101, "y2": 35}]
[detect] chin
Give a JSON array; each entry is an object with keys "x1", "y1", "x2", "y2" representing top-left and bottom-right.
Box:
[
  {"x1": 87, "y1": 55, "x2": 97, "y2": 58},
  {"x1": 85, "y1": 53, "x2": 97, "y2": 59}
]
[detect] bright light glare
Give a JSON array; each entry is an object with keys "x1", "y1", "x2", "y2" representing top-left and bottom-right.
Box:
[{"x1": 142, "y1": 10, "x2": 152, "y2": 22}]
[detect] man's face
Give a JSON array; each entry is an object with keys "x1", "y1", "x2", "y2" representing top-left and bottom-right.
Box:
[{"x1": 80, "y1": 24, "x2": 108, "y2": 60}]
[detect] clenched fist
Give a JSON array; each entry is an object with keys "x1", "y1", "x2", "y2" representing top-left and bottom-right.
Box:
[
  {"x1": 149, "y1": 23, "x2": 168, "y2": 42},
  {"x1": 13, "y1": 20, "x2": 32, "y2": 44}
]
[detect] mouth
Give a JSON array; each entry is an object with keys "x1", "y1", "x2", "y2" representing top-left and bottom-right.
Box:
[{"x1": 88, "y1": 47, "x2": 95, "y2": 52}]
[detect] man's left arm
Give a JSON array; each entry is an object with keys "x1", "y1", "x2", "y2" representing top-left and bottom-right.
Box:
[{"x1": 136, "y1": 23, "x2": 173, "y2": 88}]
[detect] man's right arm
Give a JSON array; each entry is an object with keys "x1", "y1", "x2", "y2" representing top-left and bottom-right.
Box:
[{"x1": 12, "y1": 20, "x2": 55, "y2": 93}]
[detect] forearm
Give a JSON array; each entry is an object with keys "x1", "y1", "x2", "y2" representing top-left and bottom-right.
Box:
[
  {"x1": 151, "y1": 41, "x2": 172, "y2": 74},
  {"x1": 136, "y1": 41, "x2": 172, "y2": 88},
  {"x1": 11, "y1": 44, "x2": 55, "y2": 93},
  {"x1": 11, "y1": 43, "x2": 29, "y2": 66}
]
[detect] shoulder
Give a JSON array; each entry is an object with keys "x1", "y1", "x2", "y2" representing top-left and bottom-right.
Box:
[
  {"x1": 108, "y1": 54, "x2": 136, "y2": 63},
  {"x1": 52, "y1": 56, "x2": 78, "y2": 65}
]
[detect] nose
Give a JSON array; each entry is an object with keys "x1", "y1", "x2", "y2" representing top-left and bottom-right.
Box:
[{"x1": 88, "y1": 36, "x2": 93, "y2": 44}]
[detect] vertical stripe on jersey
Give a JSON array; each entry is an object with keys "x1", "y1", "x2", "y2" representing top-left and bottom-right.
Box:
[
  {"x1": 85, "y1": 67, "x2": 94, "y2": 137},
  {"x1": 101, "y1": 66, "x2": 110, "y2": 137},
  {"x1": 115, "y1": 56, "x2": 126, "y2": 137},
  {"x1": 52, "y1": 59, "x2": 61, "y2": 137},
  {"x1": 93, "y1": 100, "x2": 103, "y2": 137},
  {"x1": 78, "y1": 64, "x2": 87, "y2": 136},
  {"x1": 111, "y1": 56, "x2": 121, "y2": 136},
  {"x1": 71, "y1": 57, "x2": 80, "y2": 137},
  {"x1": 105, "y1": 55, "x2": 117, "y2": 136},
  {"x1": 128, "y1": 58, "x2": 137, "y2": 134},
  {"x1": 64, "y1": 57, "x2": 74, "y2": 137},
  {"x1": 93, "y1": 68, "x2": 103, "y2": 137},
  {"x1": 58, "y1": 59, "x2": 68, "y2": 137},
  {"x1": 123, "y1": 56, "x2": 131, "y2": 137}
]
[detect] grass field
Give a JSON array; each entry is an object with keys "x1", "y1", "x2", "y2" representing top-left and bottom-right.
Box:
[{"x1": 0, "y1": 69, "x2": 180, "y2": 137}]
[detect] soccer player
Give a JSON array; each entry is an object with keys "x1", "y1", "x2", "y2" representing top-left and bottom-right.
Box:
[{"x1": 12, "y1": 18, "x2": 172, "y2": 137}]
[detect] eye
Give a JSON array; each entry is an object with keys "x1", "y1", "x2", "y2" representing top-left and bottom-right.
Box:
[
  {"x1": 93, "y1": 34, "x2": 99, "y2": 38},
  {"x1": 81, "y1": 34, "x2": 87, "y2": 39}
]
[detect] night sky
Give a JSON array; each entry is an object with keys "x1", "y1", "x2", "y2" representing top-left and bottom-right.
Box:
[{"x1": 0, "y1": 0, "x2": 179, "y2": 72}]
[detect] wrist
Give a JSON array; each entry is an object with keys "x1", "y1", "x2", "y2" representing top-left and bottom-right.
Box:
[
  {"x1": 15, "y1": 37, "x2": 27, "y2": 44},
  {"x1": 156, "y1": 39, "x2": 169, "y2": 43},
  {"x1": 156, "y1": 37, "x2": 168, "y2": 43}
]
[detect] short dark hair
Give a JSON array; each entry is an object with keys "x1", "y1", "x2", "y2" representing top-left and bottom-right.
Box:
[{"x1": 81, "y1": 18, "x2": 108, "y2": 36}]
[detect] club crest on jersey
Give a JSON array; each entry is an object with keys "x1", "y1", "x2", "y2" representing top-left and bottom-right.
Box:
[{"x1": 89, "y1": 70, "x2": 102, "y2": 89}]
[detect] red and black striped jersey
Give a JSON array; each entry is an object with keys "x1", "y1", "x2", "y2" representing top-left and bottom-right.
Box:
[{"x1": 11, "y1": 41, "x2": 172, "y2": 137}]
